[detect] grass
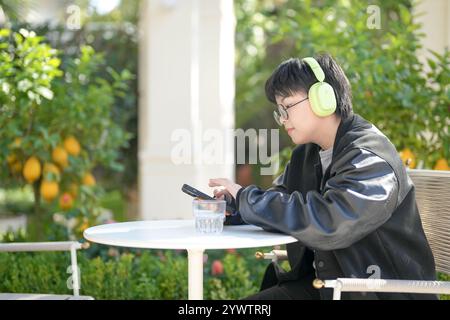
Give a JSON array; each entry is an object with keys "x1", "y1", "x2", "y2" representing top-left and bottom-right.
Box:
[
  {"x1": 0, "y1": 186, "x2": 34, "y2": 217},
  {"x1": 100, "y1": 190, "x2": 126, "y2": 222},
  {"x1": 0, "y1": 186, "x2": 126, "y2": 220}
]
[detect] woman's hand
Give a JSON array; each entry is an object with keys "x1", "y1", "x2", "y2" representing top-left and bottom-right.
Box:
[{"x1": 209, "y1": 178, "x2": 242, "y2": 200}]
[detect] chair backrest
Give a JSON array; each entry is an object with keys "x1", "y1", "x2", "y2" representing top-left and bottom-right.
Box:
[{"x1": 407, "y1": 169, "x2": 450, "y2": 275}]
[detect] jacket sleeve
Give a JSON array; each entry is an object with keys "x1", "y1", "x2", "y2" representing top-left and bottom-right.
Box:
[
  {"x1": 267, "y1": 161, "x2": 290, "y2": 193},
  {"x1": 237, "y1": 149, "x2": 399, "y2": 250},
  {"x1": 225, "y1": 163, "x2": 290, "y2": 226}
]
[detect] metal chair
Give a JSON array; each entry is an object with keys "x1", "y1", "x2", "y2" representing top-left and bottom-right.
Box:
[
  {"x1": 256, "y1": 169, "x2": 450, "y2": 299},
  {"x1": 0, "y1": 241, "x2": 94, "y2": 300}
]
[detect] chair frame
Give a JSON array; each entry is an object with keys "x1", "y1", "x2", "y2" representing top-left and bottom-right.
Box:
[{"x1": 0, "y1": 241, "x2": 89, "y2": 297}]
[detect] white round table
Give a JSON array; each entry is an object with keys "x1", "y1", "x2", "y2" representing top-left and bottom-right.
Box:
[{"x1": 84, "y1": 219, "x2": 297, "y2": 299}]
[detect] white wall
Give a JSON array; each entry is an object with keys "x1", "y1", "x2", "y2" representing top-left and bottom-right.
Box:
[
  {"x1": 415, "y1": 0, "x2": 450, "y2": 56},
  {"x1": 138, "y1": 0, "x2": 235, "y2": 220}
]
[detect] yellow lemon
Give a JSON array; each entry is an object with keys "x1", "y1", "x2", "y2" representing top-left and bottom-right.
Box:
[
  {"x1": 59, "y1": 192, "x2": 74, "y2": 210},
  {"x1": 69, "y1": 183, "x2": 78, "y2": 198},
  {"x1": 82, "y1": 173, "x2": 96, "y2": 186},
  {"x1": 23, "y1": 156, "x2": 41, "y2": 183},
  {"x1": 52, "y1": 147, "x2": 68, "y2": 168},
  {"x1": 399, "y1": 148, "x2": 416, "y2": 169},
  {"x1": 43, "y1": 163, "x2": 61, "y2": 180},
  {"x1": 77, "y1": 218, "x2": 89, "y2": 233},
  {"x1": 63, "y1": 136, "x2": 81, "y2": 156},
  {"x1": 10, "y1": 138, "x2": 22, "y2": 149},
  {"x1": 434, "y1": 158, "x2": 450, "y2": 171},
  {"x1": 40, "y1": 180, "x2": 59, "y2": 202},
  {"x1": 7, "y1": 154, "x2": 22, "y2": 174},
  {"x1": 10, "y1": 161, "x2": 23, "y2": 174},
  {"x1": 7, "y1": 154, "x2": 17, "y2": 164}
]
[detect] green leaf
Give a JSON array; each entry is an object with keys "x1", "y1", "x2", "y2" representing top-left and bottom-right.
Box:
[{"x1": 0, "y1": 29, "x2": 11, "y2": 37}]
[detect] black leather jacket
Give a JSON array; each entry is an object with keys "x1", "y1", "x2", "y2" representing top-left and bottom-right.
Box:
[{"x1": 230, "y1": 113, "x2": 437, "y2": 300}]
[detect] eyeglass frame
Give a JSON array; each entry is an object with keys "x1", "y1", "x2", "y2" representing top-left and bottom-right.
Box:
[{"x1": 273, "y1": 96, "x2": 309, "y2": 126}]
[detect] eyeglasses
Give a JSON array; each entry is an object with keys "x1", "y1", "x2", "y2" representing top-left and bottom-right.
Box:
[{"x1": 273, "y1": 97, "x2": 309, "y2": 126}]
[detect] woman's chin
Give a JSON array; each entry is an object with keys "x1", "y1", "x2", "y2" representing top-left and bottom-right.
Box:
[
  {"x1": 290, "y1": 135, "x2": 303, "y2": 145},
  {"x1": 291, "y1": 134, "x2": 311, "y2": 145}
]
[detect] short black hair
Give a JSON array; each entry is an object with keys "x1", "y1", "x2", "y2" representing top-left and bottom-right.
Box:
[{"x1": 265, "y1": 53, "x2": 353, "y2": 119}]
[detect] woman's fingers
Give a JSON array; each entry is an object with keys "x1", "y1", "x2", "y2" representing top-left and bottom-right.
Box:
[
  {"x1": 209, "y1": 178, "x2": 242, "y2": 199},
  {"x1": 213, "y1": 188, "x2": 227, "y2": 200},
  {"x1": 208, "y1": 178, "x2": 231, "y2": 187},
  {"x1": 214, "y1": 192, "x2": 225, "y2": 200},
  {"x1": 214, "y1": 189, "x2": 230, "y2": 198}
]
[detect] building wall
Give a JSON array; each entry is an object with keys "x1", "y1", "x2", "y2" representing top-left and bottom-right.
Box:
[
  {"x1": 415, "y1": 0, "x2": 450, "y2": 55},
  {"x1": 138, "y1": 0, "x2": 236, "y2": 220}
]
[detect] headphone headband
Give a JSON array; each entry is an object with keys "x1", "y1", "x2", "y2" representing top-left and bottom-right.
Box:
[{"x1": 302, "y1": 57, "x2": 325, "y2": 82}]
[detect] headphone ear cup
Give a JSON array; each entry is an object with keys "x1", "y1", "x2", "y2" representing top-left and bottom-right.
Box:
[{"x1": 308, "y1": 82, "x2": 337, "y2": 117}]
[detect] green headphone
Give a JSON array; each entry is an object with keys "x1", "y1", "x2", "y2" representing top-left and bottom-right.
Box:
[{"x1": 302, "y1": 57, "x2": 337, "y2": 117}]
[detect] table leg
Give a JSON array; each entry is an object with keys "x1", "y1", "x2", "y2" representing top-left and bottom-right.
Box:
[{"x1": 187, "y1": 248, "x2": 204, "y2": 300}]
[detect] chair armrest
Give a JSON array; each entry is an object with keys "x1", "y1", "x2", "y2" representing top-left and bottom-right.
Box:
[
  {"x1": 0, "y1": 241, "x2": 89, "y2": 252},
  {"x1": 255, "y1": 249, "x2": 288, "y2": 262},
  {"x1": 313, "y1": 277, "x2": 450, "y2": 300}
]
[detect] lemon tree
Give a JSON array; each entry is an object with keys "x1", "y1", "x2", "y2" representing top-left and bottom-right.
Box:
[{"x1": 0, "y1": 29, "x2": 132, "y2": 240}]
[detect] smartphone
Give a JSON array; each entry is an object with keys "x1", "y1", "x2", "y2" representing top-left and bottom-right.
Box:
[
  {"x1": 181, "y1": 184, "x2": 215, "y2": 200},
  {"x1": 181, "y1": 184, "x2": 236, "y2": 213}
]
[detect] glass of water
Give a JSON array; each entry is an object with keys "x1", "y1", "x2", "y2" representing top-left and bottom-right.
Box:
[{"x1": 192, "y1": 199, "x2": 226, "y2": 234}]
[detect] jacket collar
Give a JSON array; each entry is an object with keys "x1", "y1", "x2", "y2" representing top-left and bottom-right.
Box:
[
  {"x1": 311, "y1": 112, "x2": 356, "y2": 162},
  {"x1": 315, "y1": 112, "x2": 356, "y2": 190},
  {"x1": 332, "y1": 112, "x2": 356, "y2": 159}
]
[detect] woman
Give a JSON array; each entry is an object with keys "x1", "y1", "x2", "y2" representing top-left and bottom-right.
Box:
[{"x1": 209, "y1": 53, "x2": 436, "y2": 300}]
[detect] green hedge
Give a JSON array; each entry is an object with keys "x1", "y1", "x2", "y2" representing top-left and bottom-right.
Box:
[
  {"x1": 1, "y1": 248, "x2": 447, "y2": 299},
  {"x1": 0, "y1": 248, "x2": 271, "y2": 300}
]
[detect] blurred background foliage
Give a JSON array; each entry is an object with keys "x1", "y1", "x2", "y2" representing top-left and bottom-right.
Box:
[
  {"x1": 0, "y1": 0, "x2": 139, "y2": 239},
  {"x1": 235, "y1": 0, "x2": 449, "y2": 186},
  {"x1": 0, "y1": 28, "x2": 132, "y2": 240},
  {"x1": 0, "y1": 0, "x2": 139, "y2": 191}
]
